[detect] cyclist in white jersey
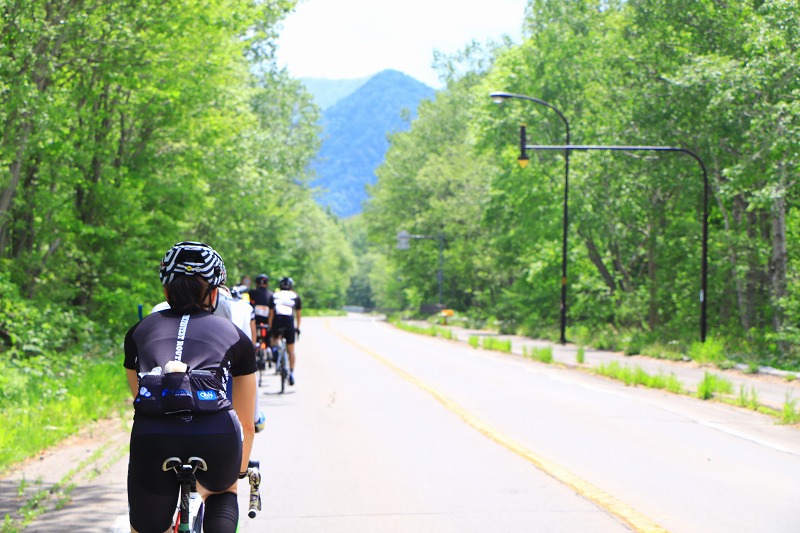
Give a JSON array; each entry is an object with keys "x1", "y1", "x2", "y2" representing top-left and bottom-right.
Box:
[{"x1": 268, "y1": 276, "x2": 301, "y2": 385}]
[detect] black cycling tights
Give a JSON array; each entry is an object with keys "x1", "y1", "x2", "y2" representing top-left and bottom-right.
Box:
[{"x1": 204, "y1": 492, "x2": 239, "y2": 532}]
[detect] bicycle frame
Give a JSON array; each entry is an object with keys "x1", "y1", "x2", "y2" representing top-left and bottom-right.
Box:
[
  {"x1": 272, "y1": 336, "x2": 289, "y2": 393},
  {"x1": 255, "y1": 325, "x2": 271, "y2": 387},
  {"x1": 162, "y1": 456, "x2": 206, "y2": 533},
  {"x1": 162, "y1": 457, "x2": 262, "y2": 532}
]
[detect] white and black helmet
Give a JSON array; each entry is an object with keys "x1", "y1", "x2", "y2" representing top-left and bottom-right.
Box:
[
  {"x1": 279, "y1": 276, "x2": 294, "y2": 290},
  {"x1": 159, "y1": 241, "x2": 226, "y2": 287}
]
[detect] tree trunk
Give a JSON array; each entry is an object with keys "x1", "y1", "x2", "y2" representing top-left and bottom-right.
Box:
[
  {"x1": 579, "y1": 228, "x2": 617, "y2": 292},
  {"x1": 770, "y1": 183, "x2": 788, "y2": 334},
  {"x1": 0, "y1": 122, "x2": 33, "y2": 256}
]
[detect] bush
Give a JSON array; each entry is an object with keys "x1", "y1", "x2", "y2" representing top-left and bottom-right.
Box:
[
  {"x1": 0, "y1": 275, "x2": 130, "y2": 471},
  {"x1": 696, "y1": 372, "x2": 733, "y2": 400},
  {"x1": 482, "y1": 337, "x2": 512, "y2": 353},
  {"x1": 689, "y1": 337, "x2": 728, "y2": 366},
  {"x1": 0, "y1": 274, "x2": 95, "y2": 360},
  {"x1": 0, "y1": 354, "x2": 129, "y2": 471},
  {"x1": 529, "y1": 346, "x2": 554, "y2": 363}
]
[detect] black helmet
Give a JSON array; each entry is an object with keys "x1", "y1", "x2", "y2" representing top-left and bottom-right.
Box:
[
  {"x1": 255, "y1": 273, "x2": 269, "y2": 285},
  {"x1": 159, "y1": 241, "x2": 226, "y2": 287},
  {"x1": 279, "y1": 276, "x2": 294, "y2": 290}
]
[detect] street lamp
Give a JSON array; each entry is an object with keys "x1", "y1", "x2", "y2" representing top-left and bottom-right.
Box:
[
  {"x1": 490, "y1": 92, "x2": 571, "y2": 344},
  {"x1": 397, "y1": 230, "x2": 446, "y2": 308},
  {"x1": 519, "y1": 144, "x2": 709, "y2": 342}
]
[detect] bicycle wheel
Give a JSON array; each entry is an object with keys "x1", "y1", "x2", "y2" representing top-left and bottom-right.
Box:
[
  {"x1": 278, "y1": 341, "x2": 287, "y2": 394},
  {"x1": 255, "y1": 346, "x2": 266, "y2": 387},
  {"x1": 191, "y1": 501, "x2": 204, "y2": 533},
  {"x1": 175, "y1": 492, "x2": 203, "y2": 532}
]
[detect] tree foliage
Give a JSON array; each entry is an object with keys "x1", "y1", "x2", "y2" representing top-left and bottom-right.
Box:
[
  {"x1": 361, "y1": 0, "x2": 800, "y2": 365},
  {"x1": 0, "y1": 0, "x2": 354, "y2": 345}
]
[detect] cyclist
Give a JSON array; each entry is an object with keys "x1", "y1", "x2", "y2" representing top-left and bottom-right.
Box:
[
  {"x1": 268, "y1": 276, "x2": 302, "y2": 386},
  {"x1": 248, "y1": 273, "x2": 273, "y2": 362},
  {"x1": 232, "y1": 275, "x2": 252, "y2": 303},
  {"x1": 229, "y1": 286, "x2": 265, "y2": 433},
  {"x1": 227, "y1": 286, "x2": 256, "y2": 344},
  {"x1": 123, "y1": 241, "x2": 256, "y2": 533}
]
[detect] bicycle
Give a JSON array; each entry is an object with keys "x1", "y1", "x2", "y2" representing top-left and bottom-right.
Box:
[
  {"x1": 271, "y1": 333, "x2": 289, "y2": 394},
  {"x1": 254, "y1": 325, "x2": 271, "y2": 387},
  {"x1": 162, "y1": 456, "x2": 262, "y2": 532}
]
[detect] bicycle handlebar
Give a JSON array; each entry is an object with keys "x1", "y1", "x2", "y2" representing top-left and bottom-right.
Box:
[{"x1": 246, "y1": 466, "x2": 262, "y2": 518}]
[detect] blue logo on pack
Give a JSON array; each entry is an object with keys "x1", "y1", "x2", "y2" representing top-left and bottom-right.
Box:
[
  {"x1": 162, "y1": 388, "x2": 191, "y2": 397},
  {"x1": 197, "y1": 390, "x2": 218, "y2": 401}
]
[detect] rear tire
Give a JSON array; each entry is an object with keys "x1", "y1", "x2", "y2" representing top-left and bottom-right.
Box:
[
  {"x1": 192, "y1": 502, "x2": 204, "y2": 533},
  {"x1": 256, "y1": 347, "x2": 267, "y2": 387}
]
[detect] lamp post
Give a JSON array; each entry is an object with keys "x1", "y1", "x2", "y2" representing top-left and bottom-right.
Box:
[
  {"x1": 397, "y1": 230, "x2": 446, "y2": 308},
  {"x1": 490, "y1": 92, "x2": 571, "y2": 344},
  {"x1": 520, "y1": 144, "x2": 709, "y2": 343}
]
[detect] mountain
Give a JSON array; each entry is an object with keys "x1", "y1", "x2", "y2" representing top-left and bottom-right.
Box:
[
  {"x1": 310, "y1": 70, "x2": 435, "y2": 218},
  {"x1": 300, "y1": 76, "x2": 370, "y2": 110}
]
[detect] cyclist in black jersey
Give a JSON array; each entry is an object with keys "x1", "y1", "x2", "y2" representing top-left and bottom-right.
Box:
[
  {"x1": 249, "y1": 273, "x2": 273, "y2": 364},
  {"x1": 124, "y1": 241, "x2": 257, "y2": 533}
]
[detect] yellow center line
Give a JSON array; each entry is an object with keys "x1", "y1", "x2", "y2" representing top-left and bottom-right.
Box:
[{"x1": 325, "y1": 319, "x2": 669, "y2": 533}]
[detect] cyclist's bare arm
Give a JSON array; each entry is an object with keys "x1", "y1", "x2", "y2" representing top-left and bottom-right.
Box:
[
  {"x1": 231, "y1": 372, "x2": 257, "y2": 489},
  {"x1": 126, "y1": 368, "x2": 139, "y2": 398},
  {"x1": 295, "y1": 309, "x2": 301, "y2": 331},
  {"x1": 267, "y1": 308, "x2": 274, "y2": 330}
]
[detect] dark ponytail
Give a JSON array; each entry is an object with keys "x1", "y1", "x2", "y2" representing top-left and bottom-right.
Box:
[{"x1": 166, "y1": 276, "x2": 215, "y2": 313}]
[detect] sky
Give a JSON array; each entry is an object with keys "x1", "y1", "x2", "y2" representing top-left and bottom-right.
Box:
[{"x1": 275, "y1": 0, "x2": 528, "y2": 88}]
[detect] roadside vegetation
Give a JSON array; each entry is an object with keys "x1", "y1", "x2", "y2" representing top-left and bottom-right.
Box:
[
  {"x1": 0, "y1": 1, "x2": 354, "y2": 471},
  {"x1": 396, "y1": 310, "x2": 800, "y2": 425},
  {"x1": 0, "y1": 278, "x2": 129, "y2": 472},
  {"x1": 354, "y1": 1, "x2": 800, "y2": 375},
  {"x1": 392, "y1": 319, "x2": 454, "y2": 340}
]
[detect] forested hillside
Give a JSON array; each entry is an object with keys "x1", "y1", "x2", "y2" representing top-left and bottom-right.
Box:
[
  {"x1": 362, "y1": 0, "x2": 800, "y2": 367},
  {"x1": 311, "y1": 70, "x2": 435, "y2": 217},
  {"x1": 300, "y1": 76, "x2": 370, "y2": 110}
]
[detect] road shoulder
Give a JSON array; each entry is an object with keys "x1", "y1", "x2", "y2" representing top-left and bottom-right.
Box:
[{"x1": 0, "y1": 413, "x2": 131, "y2": 532}]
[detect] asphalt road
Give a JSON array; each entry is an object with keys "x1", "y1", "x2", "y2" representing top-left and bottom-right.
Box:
[
  {"x1": 241, "y1": 315, "x2": 800, "y2": 532},
  {"x1": 7, "y1": 314, "x2": 800, "y2": 532}
]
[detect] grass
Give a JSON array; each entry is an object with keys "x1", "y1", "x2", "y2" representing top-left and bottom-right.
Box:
[
  {"x1": 689, "y1": 338, "x2": 728, "y2": 366},
  {"x1": 0, "y1": 354, "x2": 129, "y2": 473},
  {"x1": 393, "y1": 320, "x2": 454, "y2": 341},
  {"x1": 303, "y1": 308, "x2": 348, "y2": 317},
  {"x1": 696, "y1": 372, "x2": 734, "y2": 400},
  {"x1": 396, "y1": 318, "x2": 794, "y2": 425},
  {"x1": 737, "y1": 384, "x2": 760, "y2": 410},
  {"x1": 639, "y1": 342, "x2": 687, "y2": 361},
  {"x1": 482, "y1": 337, "x2": 512, "y2": 353},
  {"x1": 594, "y1": 361, "x2": 684, "y2": 393},
  {"x1": 525, "y1": 346, "x2": 554, "y2": 364},
  {"x1": 780, "y1": 394, "x2": 800, "y2": 425},
  {"x1": 0, "y1": 432, "x2": 127, "y2": 532}
]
